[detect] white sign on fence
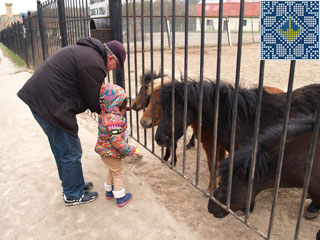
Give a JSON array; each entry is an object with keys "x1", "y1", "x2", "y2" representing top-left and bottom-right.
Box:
[{"x1": 90, "y1": 0, "x2": 108, "y2": 18}]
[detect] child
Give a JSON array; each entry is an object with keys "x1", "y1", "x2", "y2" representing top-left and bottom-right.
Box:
[{"x1": 95, "y1": 83, "x2": 141, "y2": 207}]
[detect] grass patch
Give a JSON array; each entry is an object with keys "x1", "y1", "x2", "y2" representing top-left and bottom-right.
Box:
[{"x1": 0, "y1": 43, "x2": 26, "y2": 67}]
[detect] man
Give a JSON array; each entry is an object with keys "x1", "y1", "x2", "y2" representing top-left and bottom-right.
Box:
[{"x1": 17, "y1": 38, "x2": 126, "y2": 206}]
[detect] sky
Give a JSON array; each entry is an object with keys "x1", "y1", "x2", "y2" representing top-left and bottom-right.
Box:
[{"x1": 0, "y1": 0, "x2": 38, "y2": 15}]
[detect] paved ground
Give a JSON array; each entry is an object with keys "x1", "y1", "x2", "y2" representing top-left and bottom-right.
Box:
[{"x1": 0, "y1": 48, "x2": 198, "y2": 240}]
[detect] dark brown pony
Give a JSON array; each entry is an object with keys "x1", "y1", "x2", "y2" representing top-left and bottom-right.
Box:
[
  {"x1": 141, "y1": 75, "x2": 283, "y2": 191},
  {"x1": 208, "y1": 118, "x2": 320, "y2": 218}
]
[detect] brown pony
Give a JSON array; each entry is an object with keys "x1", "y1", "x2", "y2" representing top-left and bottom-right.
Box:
[
  {"x1": 139, "y1": 75, "x2": 284, "y2": 191},
  {"x1": 131, "y1": 72, "x2": 185, "y2": 165}
]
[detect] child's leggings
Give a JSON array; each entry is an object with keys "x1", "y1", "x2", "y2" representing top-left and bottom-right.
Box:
[{"x1": 101, "y1": 156, "x2": 123, "y2": 190}]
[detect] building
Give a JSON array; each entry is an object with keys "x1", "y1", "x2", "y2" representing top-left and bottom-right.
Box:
[
  {"x1": 1, "y1": 3, "x2": 22, "y2": 30},
  {"x1": 194, "y1": 0, "x2": 260, "y2": 32}
]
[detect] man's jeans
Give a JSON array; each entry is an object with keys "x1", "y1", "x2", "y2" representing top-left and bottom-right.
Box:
[{"x1": 31, "y1": 110, "x2": 85, "y2": 199}]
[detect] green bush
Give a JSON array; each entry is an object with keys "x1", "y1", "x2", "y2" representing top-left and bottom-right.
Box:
[{"x1": 0, "y1": 43, "x2": 26, "y2": 67}]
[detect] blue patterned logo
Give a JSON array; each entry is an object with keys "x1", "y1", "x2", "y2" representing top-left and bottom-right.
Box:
[{"x1": 261, "y1": 1, "x2": 319, "y2": 60}]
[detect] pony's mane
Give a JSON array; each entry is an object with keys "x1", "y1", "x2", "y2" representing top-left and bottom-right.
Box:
[
  {"x1": 219, "y1": 118, "x2": 316, "y2": 180},
  {"x1": 140, "y1": 71, "x2": 166, "y2": 86},
  {"x1": 160, "y1": 77, "x2": 257, "y2": 123}
]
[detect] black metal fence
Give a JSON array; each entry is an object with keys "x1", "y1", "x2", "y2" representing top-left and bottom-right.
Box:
[
  {"x1": 122, "y1": 0, "x2": 319, "y2": 240},
  {"x1": 0, "y1": 0, "x2": 89, "y2": 69}
]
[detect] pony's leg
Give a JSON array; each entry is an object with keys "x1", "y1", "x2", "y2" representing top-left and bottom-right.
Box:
[
  {"x1": 203, "y1": 142, "x2": 226, "y2": 193},
  {"x1": 202, "y1": 142, "x2": 213, "y2": 193},
  {"x1": 172, "y1": 142, "x2": 178, "y2": 166},
  {"x1": 214, "y1": 145, "x2": 226, "y2": 190},
  {"x1": 186, "y1": 134, "x2": 195, "y2": 149},
  {"x1": 164, "y1": 146, "x2": 171, "y2": 161}
]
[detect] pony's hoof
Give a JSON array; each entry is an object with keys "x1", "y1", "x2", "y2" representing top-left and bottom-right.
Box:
[
  {"x1": 304, "y1": 208, "x2": 319, "y2": 220},
  {"x1": 186, "y1": 144, "x2": 194, "y2": 150}
]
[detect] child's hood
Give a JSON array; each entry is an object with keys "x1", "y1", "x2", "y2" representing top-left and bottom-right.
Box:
[{"x1": 100, "y1": 83, "x2": 126, "y2": 113}]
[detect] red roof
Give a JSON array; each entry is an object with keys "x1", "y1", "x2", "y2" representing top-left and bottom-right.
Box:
[{"x1": 195, "y1": 1, "x2": 260, "y2": 17}]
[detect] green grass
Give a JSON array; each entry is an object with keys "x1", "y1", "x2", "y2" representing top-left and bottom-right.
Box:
[{"x1": 0, "y1": 43, "x2": 26, "y2": 67}]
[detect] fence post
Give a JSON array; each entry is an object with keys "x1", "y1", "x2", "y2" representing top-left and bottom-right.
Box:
[
  {"x1": 13, "y1": 23, "x2": 18, "y2": 55},
  {"x1": 57, "y1": 0, "x2": 68, "y2": 47},
  {"x1": 22, "y1": 15, "x2": 29, "y2": 67},
  {"x1": 109, "y1": 0, "x2": 124, "y2": 89},
  {"x1": 28, "y1": 11, "x2": 36, "y2": 68},
  {"x1": 37, "y1": 0, "x2": 47, "y2": 61},
  {"x1": 17, "y1": 21, "x2": 24, "y2": 59}
]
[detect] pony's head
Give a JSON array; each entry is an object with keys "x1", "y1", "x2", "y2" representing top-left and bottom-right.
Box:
[
  {"x1": 131, "y1": 71, "x2": 168, "y2": 111},
  {"x1": 208, "y1": 144, "x2": 269, "y2": 218},
  {"x1": 140, "y1": 87, "x2": 162, "y2": 128},
  {"x1": 155, "y1": 80, "x2": 198, "y2": 147}
]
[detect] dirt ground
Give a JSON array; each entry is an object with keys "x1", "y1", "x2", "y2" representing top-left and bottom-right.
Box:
[{"x1": 1, "y1": 42, "x2": 319, "y2": 240}]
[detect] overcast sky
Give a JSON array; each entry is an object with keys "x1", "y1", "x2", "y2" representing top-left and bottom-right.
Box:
[{"x1": 0, "y1": 0, "x2": 39, "y2": 15}]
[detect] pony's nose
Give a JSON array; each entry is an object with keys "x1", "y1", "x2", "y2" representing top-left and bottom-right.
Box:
[
  {"x1": 155, "y1": 135, "x2": 161, "y2": 144},
  {"x1": 140, "y1": 119, "x2": 146, "y2": 128}
]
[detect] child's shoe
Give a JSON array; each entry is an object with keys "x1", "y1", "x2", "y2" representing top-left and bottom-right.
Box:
[
  {"x1": 104, "y1": 183, "x2": 114, "y2": 200},
  {"x1": 113, "y1": 188, "x2": 132, "y2": 207}
]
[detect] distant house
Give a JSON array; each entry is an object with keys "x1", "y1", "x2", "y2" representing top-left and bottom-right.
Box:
[
  {"x1": 194, "y1": 0, "x2": 260, "y2": 32},
  {"x1": 0, "y1": 3, "x2": 22, "y2": 30}
]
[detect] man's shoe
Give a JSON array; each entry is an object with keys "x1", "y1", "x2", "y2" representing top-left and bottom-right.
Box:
[
  {"x1": 83, "y1": 182, "x2": 93, "y2": 192},
  {"x1": 62, "y1": 182, "x2": 93, "y2": 197},
  {"x1": 64, "y1": 191, "x2": 98, "y2": 206}
]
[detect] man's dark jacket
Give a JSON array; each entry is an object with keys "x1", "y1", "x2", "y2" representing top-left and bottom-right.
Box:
[{"x1": 17, "y1": 38, "x2": 108, "y2": 137}]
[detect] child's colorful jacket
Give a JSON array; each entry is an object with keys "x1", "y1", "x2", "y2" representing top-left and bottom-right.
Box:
[{"x1": 95, "y1": 83, "x2": 136, "y2": 159}]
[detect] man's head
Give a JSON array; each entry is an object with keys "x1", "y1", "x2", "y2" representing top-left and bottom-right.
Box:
[{"x1": 104, "y1": 40, "x2": 126, "y2": 71}]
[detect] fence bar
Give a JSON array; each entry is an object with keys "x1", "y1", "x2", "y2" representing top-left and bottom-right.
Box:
[
  {"x1": 195, "y1": 0, "x2": 206, "y2": 185},
  {"x1": 171, "y1": 0, "x2": 176, "y2": 168},
  {"x1": 37, "y1": 0, "x2": 46, "y2": 61},
  {"x1": 210, "y1": 0, "x2": 224, "y2": 195},
  {"x1": 150, "y1": 0, "x2": 155, "y2": 153},
  {"x1": 22, "y1": 16, "x2": 29, "y2": 66},
  {"x1": 267, "y1": 60, "x2": 296, "y2": 239},
  {"x1": 131, "y1": 0, "x2": 140, "y2": 142},
  {"x1": 17, "y1": 22, "x2": 23, "y2": 60},
  {"x1": 28, "y1": 11, "x2": 36, "y2": 68},
  {"x1": 126, "y1": 0, "x2": 133, "y2": 136},
  {"x1": 57, "y1": 0, "x2": 68, "y2": 47},
  {"x1": 109, "y1": 0, "x2": 125, "y2": 89},
  {"x1": 160, "y1": 0, "x2": 165, "y2": 160},
  {"x1": 182, "y1": 0, "x2": 190, "y2": 175},
  {"x1": 226, "y1": 0, "x2": 245, "y2": 208},
  {"x1": 141, "y1": 0, "x2": 147, "y2": 147},
  {"x1": 245, "y1": 60, "x2": 265, "y2": 222},
  {"x1": 294, "y1": 105, "x2": 320, "y2": 240}
]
